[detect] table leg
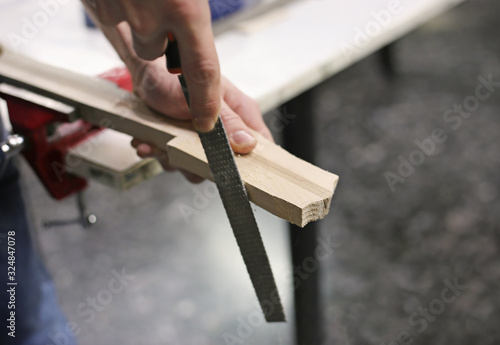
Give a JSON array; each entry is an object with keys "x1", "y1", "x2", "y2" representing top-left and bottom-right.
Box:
[
  {"x1": 284, "y1": 90, "x2": 322, "y2": 345},
  {"x1": 379, "y1": 43, "x2": 396, "y2": 79}
]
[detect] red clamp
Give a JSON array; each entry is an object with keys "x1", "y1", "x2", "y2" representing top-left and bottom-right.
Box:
[{"x1": 0, "y1": 67, "x2": 134, "y2": 200}]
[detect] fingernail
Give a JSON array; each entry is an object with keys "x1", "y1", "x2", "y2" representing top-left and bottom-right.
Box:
[
  {"x1": 194, "y1": 117, "x2": 217, "y2": 132},
  {"x1": 231, "y1": 130, "x2": 256, "y2": 146}
]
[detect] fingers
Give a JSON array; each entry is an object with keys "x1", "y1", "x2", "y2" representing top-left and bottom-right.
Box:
[
  {"x1": 131, "y1": 139, "x2": 204, "y2": 183},
  {"x1": 131, "y1": 138, "x2": 175, "y2": 171},
  {"x1": 222, "y1": 78, "x2": 274, "y2": 142},
  {"x1": 121, "y1": 1, "x2": 169, "y2": 60},
  {"x1": 132, "y1": 59, "x2": 191, "y2": 121},
  {"x1": 219, "y1": 102, "x2": 258, "y2": 154},
  {"x1": 131, "y1": 31, "x2": 168, "y2": 61},
  {"x1": 87, "y1": 0, "x2": 221, "y2": 132},
  {"x1": 129, "y1": 63, "x2": 268, "y2": 156},
  {"x1": 173, "y1": 2, "x2": 221, "y2": 132}
]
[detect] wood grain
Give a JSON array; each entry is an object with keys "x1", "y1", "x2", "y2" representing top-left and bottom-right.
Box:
[{"x1": 0, "y1": 47, "x2": 338, "y2": 226}]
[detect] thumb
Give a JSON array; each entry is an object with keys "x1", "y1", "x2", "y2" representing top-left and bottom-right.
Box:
[{"x1": 220, "y1": 101, "x2": 257, "y2": 155}]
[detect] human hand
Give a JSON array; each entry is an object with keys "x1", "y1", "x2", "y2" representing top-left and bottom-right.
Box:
[
  {"x1": 82, "y1": 0, "x2": 221, "y2": 132},
  {"x1": 130, "y1": 71, "x2": 273, "y2": 183},
  {"x1": 81, "y1": 15, "x2": 273, "y2": 183}
]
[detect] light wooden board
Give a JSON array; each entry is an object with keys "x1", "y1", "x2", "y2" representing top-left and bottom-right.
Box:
[
  {"x1": 0, "y1": 0, "x2": 464, "y2": 113},
  {"x1": 65, "y1": 130, "x2": 164, "y2": 190},
  {"x1": 0, "y1": 47, "x2": 338, "y2": 227},
  {"x1": 217, "y1": 0, "x2": 465, "y2": 113}
]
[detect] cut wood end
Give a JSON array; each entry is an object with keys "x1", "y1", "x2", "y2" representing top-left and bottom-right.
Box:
[
  {"x1": 299, "y1": 196, "x2": 333, "y2": 227},
  {"x1": 296, "y1": 174, "x2": 338, "y2": 227}
]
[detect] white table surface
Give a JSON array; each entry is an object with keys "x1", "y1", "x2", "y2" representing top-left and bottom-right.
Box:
[{"x1": 0, "y1": 0, "x2": 463, "y2": 113}]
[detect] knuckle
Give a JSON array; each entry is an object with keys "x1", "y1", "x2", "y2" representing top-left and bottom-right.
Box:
[
  {"x1": 221, "y1": 109, "x2": 243, "y2": 129},
  {"x1": 193, "y1": 98, "x2": 220, "y2": 120},
  {"x1": 168, "y1": 0, "x2": 200, "y2": 23},
  {"x1": 221, "y1": 112, "x2": 238, "y2": 126},
  {"x1": 186, "y1": 61, "x2": 219, "y2": 87}
]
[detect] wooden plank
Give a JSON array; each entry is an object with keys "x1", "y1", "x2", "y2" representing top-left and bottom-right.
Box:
[
  {"x1": 65, "y1": 129, "x2": 164, "y2": 190},
  {"x1": 0, "y1": 82, "x2": 165, "y2": 190},
  {"x1": 0, "y1": 47, "x2": 338, "y2": 227}
]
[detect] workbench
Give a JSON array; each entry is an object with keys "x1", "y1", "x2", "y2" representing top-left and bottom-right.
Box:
[{"x1": 0, "y1": 0, "x2": 465, "y2": 344}]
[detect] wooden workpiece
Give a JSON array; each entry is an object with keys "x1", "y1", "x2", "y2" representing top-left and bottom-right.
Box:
[
  {"x1": 65, "y1": 130, "x2": 164, "y2": 190},
  {"x1": 0, "y1": 48, "x2": 338, "y2": 227}
]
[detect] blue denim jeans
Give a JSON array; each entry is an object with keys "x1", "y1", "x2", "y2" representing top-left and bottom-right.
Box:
[{"x1": 0, "y1": 122, "x2": 77, "y2": 344}]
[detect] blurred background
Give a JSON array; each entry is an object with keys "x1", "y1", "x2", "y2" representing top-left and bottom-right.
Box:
[
  {"x1": 1, "y1": 0, "x2": 500, "y2": 344},
  {"x1": 317, "y1": 0, "x2": 500, "y2": 343}
]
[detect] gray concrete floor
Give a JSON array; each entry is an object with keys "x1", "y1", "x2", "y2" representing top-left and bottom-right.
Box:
[
  {"x1": 19, "y1": 0, "x2": 500, "y2": 344},
  {"x1": 20, "y1": 158, "x2": 293, "y2": 345}
]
